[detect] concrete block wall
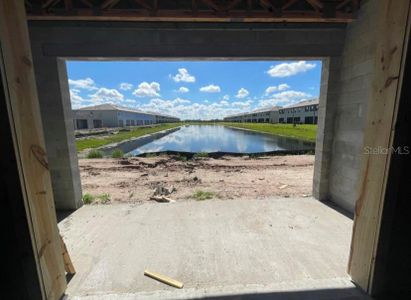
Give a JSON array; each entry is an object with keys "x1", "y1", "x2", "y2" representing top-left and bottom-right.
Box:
[
  {"x1": 326, "y1": 0, "x2": 378, "y2": 212},
  {"x1": 28, "y1": 21, "x2": 347, "y2": 212},
  {"x1": 29, "y1": 53, "x2": 83, "y2": 210}
]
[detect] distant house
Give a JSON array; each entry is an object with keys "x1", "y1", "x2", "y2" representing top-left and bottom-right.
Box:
[
  {"x1": 223, "y1": 99, "x2": 319, "y2": 125},
  {"x1": 278, "y1": 99, "x2": 319, "y2": 124},
  {"x1": 223, "y1": 106, "x2": 280, "y2": 123},
  {"x1": 72, "y1": 104, "x2": 179, "y2": 130}
]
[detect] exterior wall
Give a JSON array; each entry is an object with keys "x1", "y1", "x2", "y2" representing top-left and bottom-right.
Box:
[
  {"x1": 117, "y1": 111, "x2": 156, "y2": 126},
  {"x1": 224, "y1": 110, "x2": 279, "y2": 123},
  {"x1": 270, "y1": 110, "x2": 279, "y2": 123},
  {"x1": 279, "y1": 103, "x2": 319, "y2": 124},
  {"x1": 313, "y1": 57, "x2": 341, "y2": 202},
  {"x1": 73, "y1": 110, "x2": 118, "y2": 129},
  {"x1": 326, "y1": 0, "x2": 378, "y2": 212}
]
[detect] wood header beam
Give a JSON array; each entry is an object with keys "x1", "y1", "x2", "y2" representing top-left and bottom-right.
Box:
[{"x1": 25, "y1": 0, "x2": 361, "y2": 22}]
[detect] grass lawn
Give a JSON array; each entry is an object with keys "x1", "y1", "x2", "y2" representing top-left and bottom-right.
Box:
[
  {"x1": 76, "y1": 123, "x2": 182, "y2": 152},
  {"x1": 221, "y1": 122, "x2": 317, "y2": 142}
]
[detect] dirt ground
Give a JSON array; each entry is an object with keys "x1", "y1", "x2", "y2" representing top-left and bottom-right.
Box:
[{"x1": 78, "y1": 154, "x2": 315, "y2": 204}]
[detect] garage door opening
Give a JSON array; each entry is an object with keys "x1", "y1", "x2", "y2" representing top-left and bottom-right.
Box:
[{"x1": 56, "y1": 59, "x2": 357, "y2": 298}]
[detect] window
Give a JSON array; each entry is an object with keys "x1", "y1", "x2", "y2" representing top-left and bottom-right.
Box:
[
  {"x1": 93, "y1": 119, "x2": 102, "y2": 128},
  {"x1": 76, "y1": 119, "x2": 88, "y2": 129}
]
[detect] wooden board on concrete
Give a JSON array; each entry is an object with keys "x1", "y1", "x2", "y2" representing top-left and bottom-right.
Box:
[
  {"x1": 0, "y1": 1, "x2": 67, "y2": 299},
  {"x1": 348, "y1": 0, "x2": 411, "y2": 293}
]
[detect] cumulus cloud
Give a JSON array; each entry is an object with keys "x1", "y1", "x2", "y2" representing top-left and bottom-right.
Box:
[
  {"x1": 258, "y1": 90, "x2": 311, "y2": 108},
  {"x1": 235, "y1": 88, "x2": 249, "y2": 99},
  {"x1": 223, "y1": 95, "x2": 230, "y2": 101},
  {"x1": 135, "y1": 97, "x2": 247, "y2": 120},
  {"x1": 267, "y1": 61, "x2": 316, "y2": 77},
  {"x1": 200, "y1": 84, "x2": 221, "y2": 93},
  {"x1": 119, "y1": 82, "x2": 133, "y2": 90},
  {"x1": 132, "y1": 81, "x2": 161, "y2": 97},
  {"x1": 68, "y1": 78, "x2": 97, "y2": 90},
  {"x1": 69, "y1": 89, "x2": 85, "y2": 108},
  {"x1": 70, "y1": 86, "x2": 125, "y2": 108},
  {"x1": 89, "y1": 88, "x2": 124, "y2": 102},
  {"x1": 172, "y1": 68, "x2": 196, "y2": 83},
  {"x1": 178, "y1": 86, "x2": 189, "y2": 93},
  {"x1": 232, "y1": 100, "x2": 253, "y2": 109},
  {"x1": 265, "y1": 83, "x2": 290, "y2": 95}
]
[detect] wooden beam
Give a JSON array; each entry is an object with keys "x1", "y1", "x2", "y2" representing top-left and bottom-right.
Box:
[
  {"x1": 0, "y1": 1, "x2": 66, "y2": 300},
  {"x1": 64, "y1": 0, "x2": 73, "y2": 11},
  {"x1": 226, "y1": 0, "x2": 242, "y2": 11},
  {"x1": 306, "y1": 0, "x2": 323, "y2": 9},
  {"x1": 134, "y1": 0, "x2": 152, "y2": 10},
  {"x1": 348, "y1": 0, "x2": 411, "y2": 293},
  {"x1": 101, "y1": 0, "x2": 120, "y2": 10},
  {"x1": 42, "y1": 0, "x2": 61, "y2": 9},
  {"x1": 336, "y1": 0, "x2": 351, "y2": 9},
  {"x1": 282, "y1": 0, "x2": 298, "y2": 10},
  {"x1": 80, "y1": 0, "x2": 93, "y2": 8},
  {"x1": 202, "y1": 0, "x2": 223, "y2": 12},
  {"x1": 26, "y1": 12, "x2": 355, "y2": 22},
  {"x1": 305, "y1": 0, "x2": 323, "y2": 12}
]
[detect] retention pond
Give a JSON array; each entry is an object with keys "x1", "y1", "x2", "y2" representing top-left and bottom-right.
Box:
[{"x1": 128, "y1": 125, "x2": 315, "y2": 155}]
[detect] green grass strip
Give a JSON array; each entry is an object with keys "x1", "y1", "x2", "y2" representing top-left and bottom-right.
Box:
[
  {"x1": 76, "y1": 123, "x2": 182, "y2": 152},
  {"x1": 220, "y1": 122, "x2": 317, "y2": 142}
]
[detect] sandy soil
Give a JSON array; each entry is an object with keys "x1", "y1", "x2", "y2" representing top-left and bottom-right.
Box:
[{"x1": 78, "y1": 154, "x2": 315, "y2": 204}]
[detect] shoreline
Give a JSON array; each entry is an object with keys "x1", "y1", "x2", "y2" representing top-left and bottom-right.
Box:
[{"x1": 78, "y1": 154, "x2": 315, "y2": 205}]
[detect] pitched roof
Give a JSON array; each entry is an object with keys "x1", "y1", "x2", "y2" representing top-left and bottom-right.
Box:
[
  {"x1": 75, "y1": 103, "x2": 178, "y2": 119},
  {"x1": 225, "y1": 106, "x2": 280, "y2": 118},
  {"x1": 282, "y1": 98, "x2": 319, "y2": 109}
]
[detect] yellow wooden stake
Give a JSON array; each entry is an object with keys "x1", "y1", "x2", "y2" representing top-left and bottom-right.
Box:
[{"x1": 144, "y1": 269, "x2": 184, "y2": 289}]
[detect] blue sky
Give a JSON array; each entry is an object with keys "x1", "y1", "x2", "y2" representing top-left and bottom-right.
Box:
[{"x1": 67, "y1": 60, "x2": 322, "y2": 120}]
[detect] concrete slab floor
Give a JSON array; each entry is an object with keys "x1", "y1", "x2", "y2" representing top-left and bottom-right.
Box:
[{"x1": 59, "y1": 198, "x2": 370, "y2": 300}]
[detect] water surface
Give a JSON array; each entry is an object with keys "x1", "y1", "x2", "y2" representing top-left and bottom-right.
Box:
[{"x1": 128, "y1": 125, "x2": 314, "y2": 155}]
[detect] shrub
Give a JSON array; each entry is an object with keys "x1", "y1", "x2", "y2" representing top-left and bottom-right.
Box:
[
  {"x1": 175, "y1": 154, "x2": 187, "y2": 162},
  {"x1": 97, "y1": 193, "x2": 111, "y2": 204},
  {"x1": 82, "y1": 193, "x2": 94, "y2": 204},
  {"x1": 193, "y1": 152, "x2": 209, "y2": 158},
  {"x1": 111, "y1": 149, "x2": 124, "y2": 158},
  {"x1": 193, "y1": 190, "x2": 215, "y2": 201},
  {"x1": 86, "y1": 149, "x2": 103, "y2": 158}
]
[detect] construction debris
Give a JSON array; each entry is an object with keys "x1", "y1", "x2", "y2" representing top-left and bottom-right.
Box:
[
  {"x1": 153, "y1": 184, "x2": 176, "y2": 196},
  {"x1": 150, "y1": 196, "x2": 176, "y2": 203},
  {"x1": 144, "y1": 269, "x2": 184, "y2": 289}
]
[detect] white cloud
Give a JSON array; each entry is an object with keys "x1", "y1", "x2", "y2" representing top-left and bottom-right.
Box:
[
  {"x1": 265, "y1": 83, "x2": 290, "y2": 95},
  {"x1": 69, "y1": 89, "x2": 85, "y2": 108},
  {"x1": 132, "y1": 81, "x2": 160, "y2": 98},
  {"x1": 68, "y1": 78, "x2": 97, "y2": 90},
  {"x1": 172, "y1": 68, "x2": 196, "y2": 83},
  {"x1": 178, "y1": 86, "x2": 189, "y2": 93},
  {"x1": 223, "y1": 94, "x2": 230, "y2": 100},
  {"x1": 89, "y1": 88, "x2": 124, "y2": 103},
  {"x1": 232, "y1": 100, "x2": 253, "y2": 109},
  {"x1": 267, "y1": 61, "x2": 316, "y2": 77},
  {"x1": 235, "y1": 88, "x2": 249, "y2": 99},
  {"x1": 135, "y1": 97, "x2": 248, "y2": 120},
  {"x1": 119, "y1": 82, "x2": 133, "y2": 90},
  {"x1": 258, "y1": 90, "x2": 311, "y2": 108},
  {"x1": 200, "y1": 84, "x2": 221, "y2": 93}
]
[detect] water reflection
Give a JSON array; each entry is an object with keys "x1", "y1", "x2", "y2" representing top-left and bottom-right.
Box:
[{"x1": 129, "y1": 125, "x2": 315, "y2": 155}]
